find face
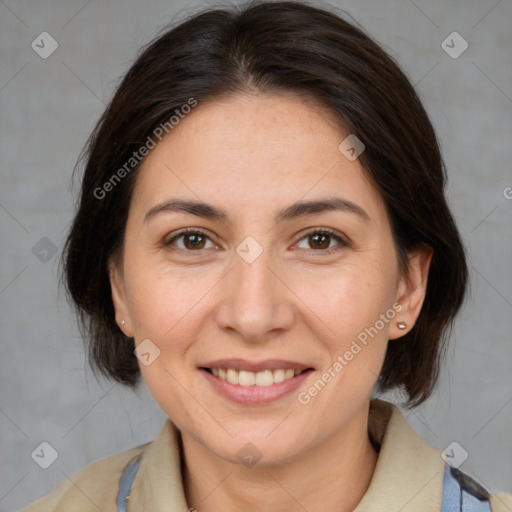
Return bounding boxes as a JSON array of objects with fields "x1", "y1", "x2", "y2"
[{"x1": 109, "y1": 93, "x2": 430, "y2": 467}]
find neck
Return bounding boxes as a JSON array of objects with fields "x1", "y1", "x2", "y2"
[{"x1": 181, "y1": 404, "x2": 379, "y2": 512}]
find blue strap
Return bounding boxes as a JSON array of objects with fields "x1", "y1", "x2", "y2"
[
  {"x1": 441, "y1": 462, "x2": 491, "y2": 512},
  {"x1": 116, "y1": 455, "x2": 141, "y2": 512}
]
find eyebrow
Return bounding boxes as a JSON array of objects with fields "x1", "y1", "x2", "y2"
[{"x1": 143, "y1": 197, "x2": 371, "y2": 224}]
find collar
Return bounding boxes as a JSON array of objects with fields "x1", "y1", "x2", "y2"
[
  {"x1": 128, "y1": 399, "x2": 445, "y2": 511},
  {"x1": 354, "y1": 399, "x2": 444, "y2": 511}
]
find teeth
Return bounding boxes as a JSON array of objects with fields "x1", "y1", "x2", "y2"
[
  {"x1": 238, "y1": 370, "x2": 255, "y2": 386},
  {"x1": 273, "y1": 369, "x2": 285, "y2": 383},
  {"x1": 209, "y1": 367, "x2": 304, "y2": 386},
  {"x1": 226, "y1": 368, "x2": 239, "y2": 385},
  {"x1": 255, "y1": 370, "x2": 274, "y2": 387}
]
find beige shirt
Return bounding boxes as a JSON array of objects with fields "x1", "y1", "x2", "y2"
[{"x1": 23, "y1": 399, "x2": 512, "y2": 511}]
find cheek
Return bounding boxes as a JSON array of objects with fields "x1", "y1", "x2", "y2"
[
  {"x1": 293, "y1": 265, "x2": 393, "y2": 337},
  {"x1": 125, "y1": 264, "x2": 208, "y2": 419},
  {"x1": 123, "y1": 258, "x2": 206, "y2": 346}
]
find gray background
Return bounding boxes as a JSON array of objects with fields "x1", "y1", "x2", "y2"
[{"x1": 1, "y1": 0, "x2": 511, "y2": 510}]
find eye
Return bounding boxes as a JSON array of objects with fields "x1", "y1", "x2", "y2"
[
  {"x1": 163, "y1": 227, "x2": 349, "y2": 254},
  {"x1": 295, "y1": 228, "x2": 348, "y2": 254},
  {"x1": 163, "y1": 228, "x2": 217, "y2": 251}
]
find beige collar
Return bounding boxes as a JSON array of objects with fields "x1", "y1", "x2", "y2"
[
  {"x1": 354, "y1": 399, "x2": 444, "y2": 511},
  {"x1": 128, "y1": 399, "x2": 445, "y2": 511}
]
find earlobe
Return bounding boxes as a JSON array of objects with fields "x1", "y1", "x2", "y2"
[
  {"x1": 389, "y1": 245, "x2": 433, "y2": 340},
  {"x1": 107, "y1": 258, "x2": 133, "y2": 337}
]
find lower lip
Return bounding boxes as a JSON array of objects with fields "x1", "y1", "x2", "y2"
[{"x1": 200, "y1": 368, "x2": 313, "y2": 404}]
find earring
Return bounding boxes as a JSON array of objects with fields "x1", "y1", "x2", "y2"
[
  {"x1": 397, "y1": 321, "x2": 407, "y2": 330},
  {"x1": 121, "y1": 320, "x2": 125, "y2": 326}
]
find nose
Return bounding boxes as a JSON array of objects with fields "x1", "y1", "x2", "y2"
[{"x1": 213, "y1": 243, "x2": 295, "y2": 344}]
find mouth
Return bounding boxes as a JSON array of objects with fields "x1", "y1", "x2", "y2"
[
  {"x1": 202, "y1": 367, "x2": 311, "y2": 386},
  {"x1": 199, "y1": 359, "x2": 314, "y2": 404}
]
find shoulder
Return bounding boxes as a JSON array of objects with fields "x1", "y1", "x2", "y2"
[
  {"x1": 370, "y1": 400, "x2": 512, "y2": 512},
  {"x1": 490, "y1": 493, "x2": 512, "y2": 512},
  {"x1": 22, "y1": 441, "x2": 151, "y2": 512},
  {"x1": 444, "y1": 465, "x2": 512, "y2": 512}
]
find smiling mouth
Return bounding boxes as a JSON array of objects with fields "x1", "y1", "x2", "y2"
[{"x1": 202, "y1": 367, "x2": 313, "y2": 387}]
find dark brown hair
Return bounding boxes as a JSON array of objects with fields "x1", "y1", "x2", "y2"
[{"x1": 61, "y1": 0, "x2": 468, "y2": 407}]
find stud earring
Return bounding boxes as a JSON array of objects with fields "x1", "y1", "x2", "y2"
[
  {"x1": 121, "y1": 320, "x2": 125, "y2": 326},
  {"x1": 397, "y1": 321, "x2": 407, "y2": 330}
]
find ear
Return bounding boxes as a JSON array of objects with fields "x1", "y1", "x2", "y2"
[
  {"x1": 389, "y1": 244, "x2": 433, "y2": 340},
  {"x1": 107, "y1": 255, "x2": 134, "y2": 337}
]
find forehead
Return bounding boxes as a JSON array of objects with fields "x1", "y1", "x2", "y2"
[{"x1": 130, "y1": 93, "x2": 385, "y2": 222}]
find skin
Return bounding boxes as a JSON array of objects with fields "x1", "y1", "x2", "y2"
[{"x1": 109, "y1": 92, "x2": 432, "y2": 512}]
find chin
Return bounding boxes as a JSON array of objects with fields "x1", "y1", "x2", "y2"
[{"x1": 204, "y1": 427, "x2": 309, "y2": 468}]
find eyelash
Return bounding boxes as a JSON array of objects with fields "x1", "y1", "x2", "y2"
[{"x1": 163, "y1": 227, "x2": 349, "y2": 255}]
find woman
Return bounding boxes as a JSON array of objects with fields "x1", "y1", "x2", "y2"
[{"x1": 23, "y1": 1, "x2": 511, "y2": 511}]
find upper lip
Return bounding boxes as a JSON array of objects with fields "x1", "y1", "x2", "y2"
[{"x1": 199, "y1": 359, "x2": 313, "y2": 372}]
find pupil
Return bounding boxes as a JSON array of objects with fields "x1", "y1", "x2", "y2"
[
  {"x1": 186, "y1": 234, "x2": 204, "y2": 249},
  {"x1": 311, "y1": 234, "x2": 328, "y2": 249}
]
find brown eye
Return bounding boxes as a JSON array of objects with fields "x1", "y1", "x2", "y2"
[
  {"x1": 182, "y1": 232, "x2": 206, "y2": 250},
  {"x1": 296, "y1": 229, "x2": 348, "y2": 253},
  {"x1": 308, "y1": 233, "x2": 330, "y2": 249},
  {"x1": 164, "y1": 229, "x2": 215, "y2": 251}
]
